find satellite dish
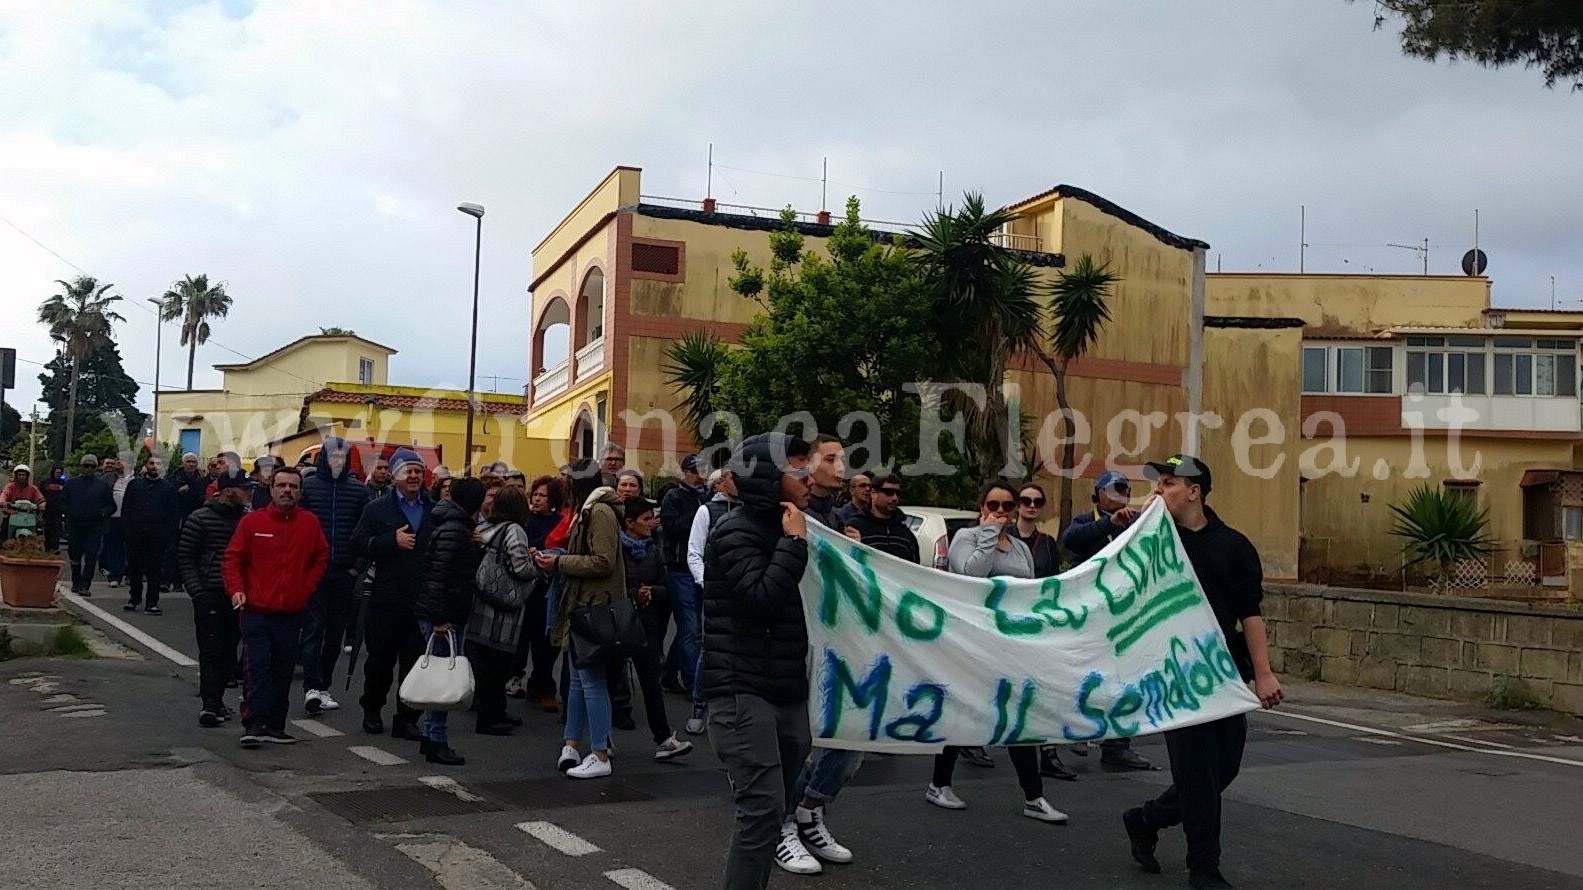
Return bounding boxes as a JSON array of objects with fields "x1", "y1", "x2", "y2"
[{"x1": 1461, "y1": 248, "x2": 1488, "y2": 276}]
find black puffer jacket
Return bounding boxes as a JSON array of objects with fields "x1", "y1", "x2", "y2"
[
  {"x1": 301, "y1": 437, "x2": 371, "y2": 573},
  {"x1": 177, "y1": 496, "x2": 246, "y2": 597},
  {"x1": 415, "y1": 500, "x2": 482, "y2": 626},
  {"x1": 699, "y1": 432, "x2": 811, "y2": 706},
  {"x1": 352, "y1": 490, "x2": 434, "y2": 611}
]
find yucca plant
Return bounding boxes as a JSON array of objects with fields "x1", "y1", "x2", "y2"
[
  {"x1": 1389, "y1": 485, "x2": 1493, "y2": 591},
  {"x1": 661, "y1": 331, "x2": 733, "y2": 445}
]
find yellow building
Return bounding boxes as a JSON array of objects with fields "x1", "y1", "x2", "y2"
[
  {"x1": 1205, "y1": 273, "x2": 1583, "y2": 597},
  {"x1": 156, "y1": 333, "x2": 556, "y2": 472}
]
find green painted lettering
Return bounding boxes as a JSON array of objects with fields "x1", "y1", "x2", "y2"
[
  {"x1": 816, "y1": 542, "x2": 883, "y2": 633},
  {"x1": 895, "y1": 590, "x2": 947, "y2": 641},
  {"x1": 984, "y1": 579, "x2": 1043, "y2": 637}
]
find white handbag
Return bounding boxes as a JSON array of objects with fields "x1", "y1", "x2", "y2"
[{"x1": 399, "y1": 630, "x2": 475, "y2": 711}]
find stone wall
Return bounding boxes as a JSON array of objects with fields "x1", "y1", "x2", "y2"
[{"x1": 1264, "y1": 583, "x2": 1583, "y2": 716}]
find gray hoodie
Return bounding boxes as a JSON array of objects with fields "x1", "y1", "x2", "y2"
[{"x1": 947, "y1": 523, "x2": 1035, "y2": 579}]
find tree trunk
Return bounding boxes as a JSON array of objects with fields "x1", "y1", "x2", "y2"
[
  {"x1": 186, "y1": 332, "x2": 197, "y2": 390},
  {"x1": 1033, "y1": 351, "x2": 1078, "y2": 532},
  {"x1": 62, "y1": 353, "x2": 79, "y2": 464}
]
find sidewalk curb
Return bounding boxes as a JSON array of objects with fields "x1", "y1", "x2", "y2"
[{"x1": 55, "y1": 583, "x2": 197, "y2": 667}]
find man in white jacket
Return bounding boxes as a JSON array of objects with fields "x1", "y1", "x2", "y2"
[{"x1": 683, "y1": 468, "x2": 738, "y2": 735}]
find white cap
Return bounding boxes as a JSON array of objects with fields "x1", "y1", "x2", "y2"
[
  {"x1": 707, "y1": 468, "x2": 725, "y2": 486},
  {"x1": 13, "y1": 464, "x2": 30, "y2": 475}
]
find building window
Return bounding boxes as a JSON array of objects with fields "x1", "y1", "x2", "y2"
[
  {"x1": 1407, "y1": 336, "x2": 1486, "y2": 395},
  {"x1": 359, "y1": 357, "x2": 375, "y2": 384},
  {"x1": 1493, "y1": 343, "x2": 1576, "y2": 397},
  {"x1": 631, "y1": 242, "x2": 681, "y2": 276},
  {"x1": 1302, "y1": 347, "x2": 1327, "y2": 393},
  {"x1": 1566, "y1": 506, "x2": 1583, "y2": 542},
  {"x1": 1333, "y1": 346, "x2": 1393, "y2": 394},
  {"x1": 1443, "y1": 481, "x2": 1478, "y2": 507}
]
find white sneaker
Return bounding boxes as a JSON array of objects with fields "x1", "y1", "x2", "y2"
[
  {"x1": 774, "y1": 821, "x2": 823, "y2": 875},
  {"x1": 504, "y1": 676, "x2": 525, "y2": 699},
  {"x1": 654, "y1": 733, "x2": 694, "y2": 761},
  {"x1": 314, "y1": 690, "x2": 340, "y2": 711},
  {"x1": 557, "y1": 745, "x2": 580, "y2": 772},
  {"x1": 1022, "y1": 797, "x2": 1069, "y2": 824},
  {"x1": 795, "y1": 806, "x2": 853, "y2": 864},
  {"x1": 303, "y1": 690, "x2": 323, "y2": 714},
  {"x1": 926, "y1": 784, "x2": 967, "y2": 810},
  {"x1": 566, "y1": 753, "x2": 612, "y2": 779}
]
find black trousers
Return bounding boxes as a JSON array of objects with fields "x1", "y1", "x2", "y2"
[
  {"x1": 632, "y1": 603, "x2": 674, "y2": 744},
  {"x1": 300, "y1": 571, "x2": 356, "y2": 692},
  {"x1": 1139, "y1": 714, "x2": 1248, "y2": 872},
  {"x1": 125, "y1": 525, "x2": 167, "y2": 607},
  {"x1": 468, "y1": 641, "x2": 515, "y2": 726},
  {"x1": 510, "y1": 585, "x2": 560, "y2": 696},
  {"x1": 933, "y1": 746, "x2": 1043, "y2": 801},
  {"x1": 192, "y1": 592, "x2": 239, "y2": 712},
  {"x1": 359, "y1": 606, "x2": 422, "y2": 726}
]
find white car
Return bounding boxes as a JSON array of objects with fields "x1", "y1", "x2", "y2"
[{"x1": 902, "y1": 506, "x2": 979, "y2": 570}]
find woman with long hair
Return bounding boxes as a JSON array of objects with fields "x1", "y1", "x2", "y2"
[
  {"x1": 1007, "y1": 481, "x2": 1077, "y2": 781},
  {"x1": 506, "y1": 475, "x2": 566, "y2": 712},
  {"x1": 925, "y1": 479, "x2": 1068, "y2": 824},
  {"x1": 616, "y1": 497, "x2": 695, "y2": 762},
  {"x1": 467, "y1": 485, "x2": 535, "y2": 735}
]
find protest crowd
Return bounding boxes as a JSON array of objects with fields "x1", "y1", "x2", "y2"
[{"x1": 6, "y1": 428, "x2": 1283, "y2": 890}]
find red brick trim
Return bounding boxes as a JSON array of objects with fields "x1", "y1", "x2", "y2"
[
  {"x1": 529, "y1": 211, "x2": 617, "y2": 293},
  {"x1": 1008, "y1": 352, "x2": 1183, "y2": 387}
]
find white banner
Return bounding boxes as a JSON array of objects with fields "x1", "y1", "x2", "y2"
[{"x1": 801, "y1": 499, "x2": 1260, "y2": 751}]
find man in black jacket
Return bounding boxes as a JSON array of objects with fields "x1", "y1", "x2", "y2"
[
  {"x1": 121, "y1": 456, "x2": 180, "y2": 614},
  {"x1": 842, "y1": 472, "x2": 920, "y2": 563},
  {"x1": 701, "y1": 432, "x2": 814, "y2": 890},
  {"x1": 412, "y1": 476, "x2": 486, "y2": 766},
  {"x1": 659, "y1": 453, "x2": 710, "y2": 693},
  {"x1": 352, "y1": 447, "x2": 432, "y2": 740},
  {"x1": 62, "y1": 454, "x2": 115, "y2": 594},
  {"x1": 164, "y1": 452, "x2": 208, "y2": 591},
  {"x1": 178, "y1": 471, "x2": 250, "y2": 727},
  {"x1": 298, "y1": 437, "x2": 372, "y2": 715}
]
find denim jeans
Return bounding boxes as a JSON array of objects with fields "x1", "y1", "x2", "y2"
[
  {"x1": 790, "y1": 747, "x2": 865, "y2": 811},
  {"x1": 416, "y1": 620, "x2": 464, "y2": 744},
  {"x1": 565, "y1": 660, "x2": 611, "y2": 751},
  {"x1": 663, "y1": 570, "x2": 701, "y2": 688}
]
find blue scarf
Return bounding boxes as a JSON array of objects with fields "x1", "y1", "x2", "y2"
[{"x1": 618, "y1": 529, "x2": 651, "y2": 561}]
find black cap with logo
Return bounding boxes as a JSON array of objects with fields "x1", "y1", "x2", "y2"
[{"x1": 1143, "y1": 453, "x2": 1212, "y2": 495}]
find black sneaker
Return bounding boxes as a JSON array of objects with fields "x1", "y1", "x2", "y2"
[
  {"x1": 1123, "y1": 808, "x2": 1161, "y2": 874},
  {"x1": 391, "y1": 720, "x2": 422, "y2": 741},
  {"x1": 426, "y1": 744, "x2": 465, "y2": 766},
  {"x1": 144, "y1": 606, "x2": 163, "y2": 616},
  {"x1": 122, "y1": 602, "x2": 138, "y2": 612},
  {"x1": 1102, "y1": 749, "x2": 1159, "y2": 772},
  {"x1": 239, "y1": 730, "x2": 263, "y2": 749},
  {"x1": 260, "y1": 729, "x2": 297, "y2": 745},
  {"x1": 1189, "y1": 868, "x2": 1234, "y2": 890},
  {"x1": 1039, "y1": 747, "x2": 1078, "y2": 781},
  {"x1": 958, "y1": 746, "x2": 995, "y2": 768},
  {"x1": 219, "y1": 706, "x2": 235, "y2": 722},
  {"x1": 362, "y1": 712, "x2": 385, "y2": 734},
  {"x1": 198, "y1": 710, "x2": 222, "y2": 728}
]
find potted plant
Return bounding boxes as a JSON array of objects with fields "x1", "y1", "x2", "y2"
[
  {"x1": 1390, "y1": 485, "x2": 1493, "y2": 594},
  {"x1": 0, "y1": 535, "x2": 63, "y2": 609}
]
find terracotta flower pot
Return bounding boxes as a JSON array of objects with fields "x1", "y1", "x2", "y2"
[{"x1": 0, "y1": 556, "x2": 62, "y2": 609}]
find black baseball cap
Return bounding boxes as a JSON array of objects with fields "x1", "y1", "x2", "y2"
[
  {"x1": 1143, "y1": 454, "x2": 1212, "y2": 494},
  {"x1": 680, "y1": 453, "x2": 700, "y2": 471}
]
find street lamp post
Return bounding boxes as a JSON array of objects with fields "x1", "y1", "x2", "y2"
[
  {"x1": 147, "y1": 297, "x2": 163, "y2": 447},
  {"x1": 457, "y1": 202, "x2": 485, "y2": 477}
]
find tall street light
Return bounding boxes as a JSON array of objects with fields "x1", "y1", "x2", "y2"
[
  {"x1": 457, "y1": 202, "x2": 485, "y2": 477},
  {"x1": 147, "y1": 297, "x2": 163, "y2": 446}
]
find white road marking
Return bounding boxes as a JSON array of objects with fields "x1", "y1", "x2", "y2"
[
  {"x1": 1354, "y1": 737, "x2": 1403, "y2": 746},
  {"x1": 380, "y1": 833, "x2": 536, "y2": 890},
  {"x1": 1403, "y1": 718, "x2": 1483, "y2": 733},
  {"x1": 41, "y1": 694, "x2": 79, "y2": 704},
  {"x1": 349, "y1": 745, "x2": 409, "y2": 766},
  {"x1": 515, "y1": 821, "x2": 602, "y2": 856},
  {"x1": 1441, "y1": 734, "x2": 1517, "y2": 750},
  {"x1": 8, "y1": 674, "x2": 55, "y2": 685},
  {"x1": 1554, "y1": 734, "x2": 1583, "y2": 745},
  {"x1": 1257, "y1": 728, "x2": 1309, "y2": 736},
  {"x1": 291, "y1": 719, "x2": 344, "y2": 738},
  {"x1": 57, "y1": 589, "x2": 197, "y2": 667},
  {"x1": 420, "y1": 775, "x2": 485, "y2": 802},
  {"x1": 604, "y1": 868, "x2": 678, "y2": 890},
  {"x1": 59, "y1": 709, "x2": 107, "y2": 718},
  {"x1": 1267, "y1": 709, "x2": 1583, "y2": 768},
  {"x1": 46, "y1": 703, "x2": 103, "y2": 713}
]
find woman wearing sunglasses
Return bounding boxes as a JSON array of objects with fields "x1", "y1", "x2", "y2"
[
  {"x1": 925, "y1": 480, "x2": 1068, "y2": 824},
  {"x1": 1007, "y1": 482, "x2": 1080, "y2": 782}
]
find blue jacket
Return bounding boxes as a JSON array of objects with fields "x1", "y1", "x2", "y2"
[
  {"x1": 1060, "y1": 506, "x2": 1122, "y2": 564},
  {"x1": 62, "y1": 472, "x2": 115, "y2": 523},
  {"x1": 301, "y1": 438, "x2": 371, "y2": 573}
]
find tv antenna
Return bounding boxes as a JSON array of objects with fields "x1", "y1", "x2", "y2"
[{"x1": 1387, "y1": 237, "x2": 1429, "y2": 275}]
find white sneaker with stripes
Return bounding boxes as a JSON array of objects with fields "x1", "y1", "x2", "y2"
[
  {"x1": 795, "y1": 806, "x2": 852, "y2": 864},
  {"x1": 774, "y1": 821, "x2": 822, "y2": 875}
]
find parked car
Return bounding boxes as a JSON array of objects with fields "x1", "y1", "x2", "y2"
[{"x1": 903, "y1": 506, "x2": 978, "y2": 570}]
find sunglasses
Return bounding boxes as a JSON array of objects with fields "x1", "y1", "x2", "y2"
[
  {"x1": 1019, "y1": 496, "x2": 1046, "y2": 508},
  {"x1": 984, "y1": 499, "x2": 1015, "y2": 512},
  {"x1": 875, "y1": 487, "x2": 902, "y2": 497}
]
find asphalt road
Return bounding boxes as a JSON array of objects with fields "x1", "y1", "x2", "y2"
[{"x1": 7, "y1": 577, "x2": 1583, "y2": 890}]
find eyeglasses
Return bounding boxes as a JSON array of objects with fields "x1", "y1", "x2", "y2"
[
  {"x1": 875, "y1": 487, "x2": 901, "y2": 497},
  {"x1": 1019, "y1": 496, "x2": 1045, "y2": 508},
  {"x1": 984, "y1": 499, "x2": 1015, "y2": 512}
]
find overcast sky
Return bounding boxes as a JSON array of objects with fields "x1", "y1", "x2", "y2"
[{"x1": 3, "y1": 1, "x2": 1581, "y2": 419}]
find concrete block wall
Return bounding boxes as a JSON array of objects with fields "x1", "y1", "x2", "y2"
[{"x1": 1264, "y1": 583, "x2": 1583, "y2": 716}]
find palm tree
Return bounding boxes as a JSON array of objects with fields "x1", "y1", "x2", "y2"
[
  {"x1": 1033, "y1": 254, "x2": 1120, "y2": 530},
  {"x1": 318, "y1": 326, "x2": 355, "y2": 336},
  {"x1": 1391, "y1": 485, "x2": 1494, "y2": 592},
  {"x1": 662, "y1": 331, "x2": 733, "y2": 446},
  {"x1": 159, "y1": 274, "x2": 233, "y2": 390},
  {"x1": 38, "y1": 277, "x2": 126, "y2": 462},
  {"x1": 913, "y1": 193, "x2": 1045, "y2": 479}
]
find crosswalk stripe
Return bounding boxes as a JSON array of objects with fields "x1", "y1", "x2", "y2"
[
  {"x1": 420, "y1": 775, "x2": 485, "y2": 802},
  {"x1": 57, "y1": 589, "x2": 198, "y2": 667},
  {"x1": 515, "y1": 821, "x2": 602, "y2": 856},
  {"x1": 291, "y1": 719, "x2": 344, "y2": 738},
  {"x1": 604, "y1": 868, "x2": 677, "y2": 890},
  {"x1": 46, "y1": 703, "x2": 104, "y2": 713},
  {"x1": 349, "y1": 745, "x2": 409, "y2": 766},
  {"x1": 60, "y1": 709, "x2": 107, "y2": 718},
  {"x1": 381, "y1": 833, "x2": 536, "y2": 889}
]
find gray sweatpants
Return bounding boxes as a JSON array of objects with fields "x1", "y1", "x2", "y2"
[{"x1": 707, "y1": 693, "x2": 812, "y2": 890}]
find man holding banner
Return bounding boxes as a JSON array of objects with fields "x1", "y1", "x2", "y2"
[{"x1": 1124, "y1": 455, "x2": 1282, "y2": 890}]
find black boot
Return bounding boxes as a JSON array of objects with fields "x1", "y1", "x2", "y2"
[
  {"x1": 391, "y1": 718, "x2": 422, "y2": 741},
  {"x1": 1039, "y1": 746, "x2": 1078, "y2": 781},
  {"x1": 362, "y1": 711, "x2": 384, "y2": 734},
  {"x1": 1189, "y1": 868, "x2": 1234, "y2": 889},
  {"x1": 426, "y1": 743, "x2": 465, "y2": 766},
  {"x1": 1123, "y1": 808, "x2": 1161, "y2": 874}
]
